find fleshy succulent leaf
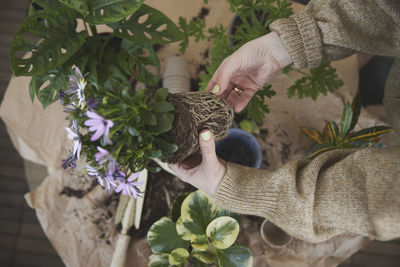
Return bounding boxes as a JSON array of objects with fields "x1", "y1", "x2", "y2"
[
  {"x1": 216, "y1": 246, "x2": 253, "y2": 267},
  {"x1": 206, "y1": 216, "x2": 239, "y2": 249}
]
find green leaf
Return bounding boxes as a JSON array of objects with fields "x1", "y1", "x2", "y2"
[
  {"x1": 110, "y1": 4, "x2": 184, "y2": 44},
  {"x1": 192, "y1": 248, "x2": 217, "y2": 264},
  {"x1": 239, "y1": 119, "x2": 252, "y2": 133},
  {"x1": 10, "y1": 8, "x2": 85, "y2": 76},
  {"x1": 286, "y1": 63, "x2": 344, "y2": 100},
  {"x1": 206, "y1": 216, "x2": 239, "y2": 249},
  {"x1": 155, "y1": 138, "x2": 178, "y2": 154},
  {"x1": 242, "y1": 85, "x2": 275, "y2": 123},
  {"x1": 143, "y1": 110, "x2": 157, "y2": 125},
  {"x1": 349, "y1": 91, "x2": 361, "y2": 132},
  {"x1": 147, "y1": 217, "x2": 189, "y2": 253},
  {"x1": 176, "y1": 217, "x2": 191, "y2": 241},
  {"x1": 191, "y1": 234, "x2": 209, "y2": 251},
  {"x1": 347, "y1": 126, "x2": 392, "y2": 142},
  {"x1": 216, "y1": 246, "x2": 253, "y2": 267},
  {"x1": 149, "y1": 149, "x2": 162, "y2": 158},
  {"x1": 118, "y1": 40, "x2": 160, "y2": 86},
  {"x1": 147, "y1": 113, "x2": 173, "y2": 134},
  {"x1": 154, "y1": 87, "x2": 169, "y2": 102},
  {"x1": 85, "y1": 0, "x2": 145, "y2": 24},
  {"x1": 59, "y1": 0, "x2": 89, "y2": 14},
  {"x1": 168, "y1": 248, "x2": 189, "y2": 266},
  {"x1": 29, "y1": 0, "x2": 66, "y2": 16},
  {"x1": 149, "y1": 101, "x2": 175, "y2": 112},
  {"x1": 180, "y1": 190, "x2": 218, "y2": 235},
  {"x1": 321, "y1": 120, "x2": 339, "y2": 144},
  {"x1": 300, "y1": 126, "x2": 322, "y2": 144},
  {"x1": 340, "y1": 102, "x2": 353, "y2": 137},
  {"x1": 307, "y1": 143, "x2": 336, "y2": 159},
  {"x1": 170, "y1": 193, "x2": 190, "y2": 222},
  {"x1": 149, "y1": 253, "x2": 171, "y2": 267}
]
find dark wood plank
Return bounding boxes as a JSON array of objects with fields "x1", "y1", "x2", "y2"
[
  {"x1": 0, "y1": 206, "x2": 23, "y2": 221},
  {"x1": 0, "y1": 165, "x2": 27, "y2": 180},
  {"x1": 16, "y1": 236, "x2": 59, "y2": 255},
  {"x1": 22, "y1": 208, "x2": 39, "y2": 224},
  {"x1": 351, "y1": 251, "x2": 400, "y2": 267},
  {"x1": 0, "y1": 220, "x2": 20, "y2": 235},
  {"x1": 362, "y1": 240, "x2": 400, "y2": 257},
  {"x1": 20, "y1": 222, "x2": 48, "y2": 239},
  {"x1": 0, "y1": 151, "x2": 24, "y2": 166},
  {"x1": 0, "y1": 191, "x2": 24, "y2": 207},
  {"x1": 14, "y1": 251, "x2": 64, "y2": 267},
  {"x1": 0, "y1": 10, "x2": 27, "y2": 23},
  {"x1": 0, "y1": 0, "x2": 30, "y2": 10},
  {"x1": 0, "y1": 248, "x2": 14, "y2": 265},
  {"x1": 0, "y1": 233, "x2": 19, "y2": 249}
]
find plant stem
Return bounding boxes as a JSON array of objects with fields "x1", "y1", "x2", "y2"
[
  {"x1": 294, "y1": 69, "x2": 310, "y2": 77},
  {"x1": 90, "y1": 24, "x2": 98, "y2": 36}
]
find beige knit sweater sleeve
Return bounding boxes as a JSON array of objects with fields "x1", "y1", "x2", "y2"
[
  {"x1": 216, "y1": 146, "x2": 400, "y2": 243},
  {"x1": 269, "y1": 0, "x2": 400, "y2": 69},
  {"x1": 215, "y1": 0, "x2": 400, "y2": 243}
]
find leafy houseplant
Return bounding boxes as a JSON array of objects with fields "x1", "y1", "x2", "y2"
[
  {"x1": 301, "y1": 92, "x2": 392, "y2": 159},
  {"x1": 9, "y1": 0, "x2": 233, "y2": 197},
  {"x1": 147, "y1": 191, "x2": 253, "y2": 267},
  {"x1": 192, "y1": 0, "x2": 344, "y2": 133}
]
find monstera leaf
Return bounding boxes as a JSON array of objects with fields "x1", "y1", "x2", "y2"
[
  {"x1": 60, "y1": 0, "x2": 145, "y2": 24},
  {"x1": 10, "y1": 8, "x2": 85, "y2": 76},
  {"x1": 109, "y1": 4, "x2": 183, "y2": 44}
]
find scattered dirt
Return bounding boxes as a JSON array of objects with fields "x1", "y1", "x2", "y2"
[
  {"x1": 129, "y1": 169, "x2": 195, "y2": 239},
  {"x1": 59, "y1": 169, "x2": 98, "y2": 198},
  {"x1": 193, "y1": 7, "x2": 210, "y2": 20}
]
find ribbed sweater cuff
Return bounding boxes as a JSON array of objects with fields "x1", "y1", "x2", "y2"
[
  {"x1": 270, "y1": 9, "x2": 322, "y2": 69},
  {"x1": 215, "y1": 162, "x2": 278, "y2": 219}
]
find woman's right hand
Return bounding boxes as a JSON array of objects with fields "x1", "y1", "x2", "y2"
[{"x1": 206, "y1": 31, "x2": 292, "y2": 112}]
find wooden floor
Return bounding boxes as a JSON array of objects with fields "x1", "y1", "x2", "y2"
[{"x1": 0, "y1": 1, "x2": 399, "y2": 267}]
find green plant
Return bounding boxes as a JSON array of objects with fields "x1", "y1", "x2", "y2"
[
  {"x1": 147, "y1": 191, "x2": 253, "y2": 267},
  {"x1": 198, "y1": 0, "x2": 344, "y2": 134},
  {"x1": 301, "y1": 92, "x2": 392, "y2": 159},
  {"x1": 10, "y1": 0, "x2": 184, "y2": 109}
]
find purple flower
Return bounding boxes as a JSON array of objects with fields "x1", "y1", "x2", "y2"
[
  {"x1": 65, "y1": 121, "x2": 82, "y2": 160},
  {"x1": 85, "y1": 165, "x2": 109, "y2": 189},
  {"x1": 95, "y1": 146, "x2": 110, "y2": 165},
  {"x1": 102, "y1": 161, "x2": 124, "y2": 191},
  {"x1": 86, "y1": 98, "x2": 99, "y2": 109},
  {"x1": 65, "y1": 66, "x2": 87, "y2": 109},
  {"x1": 62, "y1": 150, "x2": 77, "y2": 169},
  {"x1": 84, "y1": 110, "x2": 114, "y2": 143},
  {"x1": 115, "y1": 172, "x2": 142, "y2": 198}
]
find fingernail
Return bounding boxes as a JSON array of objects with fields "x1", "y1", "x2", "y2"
[
  {"x1": 211, "y1": 84, "x2": 220, "y2": 95},
  {"x1": 201, "y1": 131, "x2": 211, "y2": 141}
]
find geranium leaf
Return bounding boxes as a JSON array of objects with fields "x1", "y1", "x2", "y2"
[
  {"x1": 10, "y1": 8, "x2": 85, "y2": 77},
  {"x1": 180, "y1": 190, "x2": 218, "y2": 235},
  {"x1": 110, "y1": 4, "x2": 184, "y2": 44},
  {"x1": 206, "y1": 216, "x2": 239, "y2": 249},
  {"x1": 216, "y1": 246, "x2": 253, "y2": 267},
  {"x1": 147, "y1": 217, "x2": 189, "y2": 253}
]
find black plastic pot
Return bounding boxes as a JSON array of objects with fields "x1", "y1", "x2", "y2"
[{"x1": 216, "y1": 128, "x2": 262, "y2": 168}]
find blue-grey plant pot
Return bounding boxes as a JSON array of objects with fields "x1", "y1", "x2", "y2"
[{"x1": 216, "y1": 128, "x2": 262, "y2": 168}]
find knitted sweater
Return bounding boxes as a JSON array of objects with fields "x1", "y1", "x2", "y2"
[{"x1": 215, "y1": 0, "x2": 400, "y2": 243}]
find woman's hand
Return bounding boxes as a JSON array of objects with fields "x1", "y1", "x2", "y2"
[
  {"x1": 206, "y1": 32, "x2": 292, "y2": 112},
  {"x1": 169, "y1": 130, "x2": 225, "y2": 197}
]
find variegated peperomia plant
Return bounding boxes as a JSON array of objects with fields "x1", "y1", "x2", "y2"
[
  {"x1": 147, "y1": 191, "x2": 253, "y2": 267},
  {"x1": 301, "y1": 92, "x2": 392, "y2": 159}
]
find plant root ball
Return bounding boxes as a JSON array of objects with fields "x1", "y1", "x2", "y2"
[{"x1": 166, "y1": 92, "x2": 233, "y2": 163}]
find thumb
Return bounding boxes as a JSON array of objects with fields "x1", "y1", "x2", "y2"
[{"x1": 199, "y1": 129, "x2": 218, "y2": 168}]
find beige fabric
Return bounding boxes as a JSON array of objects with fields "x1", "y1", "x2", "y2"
[{"x1": 215, "y1": 0, "x2": 400, "y2": 243}]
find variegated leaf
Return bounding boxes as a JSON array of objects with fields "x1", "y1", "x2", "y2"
[
  {"x1": 349, "y1": 91, "x2": 361, "y2": 132},
  {"x1": 176, "y1": 217, "x2": 191, "y2": 241},
  {"x1": 340, "y1": 102, "x2": 353, "y2": 137},
  {"x1": 191, "y1": 235, "x2": 209, "y2": 251},
  {"x1": 322, "y1": 120, "x2": 339, "y2": 144},
  {"x1": 168, "y1": 248, "x2": 189, "y2": 266},
  {"x1": 347, "y1": 126, "x2": 392, "y2": 142},
  {"x1": 216, "y1": 246, "x2": 253, "y2": 267},
  {"x1": 300, "y1": 126, "x2": 322, "y2": 144},
  {"x1": 192, "y1": 247, "x2": 217, "y2": 264},
  {"x1": 206, "y1": 216, "x2": 239, "y2": 249},
  {"x1": 307, "y1": 144, "x2": 336, "y2": 159}
]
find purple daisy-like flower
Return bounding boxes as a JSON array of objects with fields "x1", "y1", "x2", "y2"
[
  {"x1": 65, "y1": 66, "x2": 87, "y2": 109},
  {"x1": 62, "y1": 150, "x2": 77, "y2": 169},
  {"x1": 86, "y1": 98, "x2": 99, "y2": 109},
  {"x1": 84, "y1": 110, "x2": 114, "y2": 144},
  {"x1": 65, "y1": 121, "x2": 82, "y2": 160},
  {"x1": 115, "y1": 172, "x2": 142, "y2": 198},
  {"x1": 102, "y1": 161, "x2": 124, "y2": 191},
  {"x1": 95, "y1": 146, "x2": 111, "y2": 165}
]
